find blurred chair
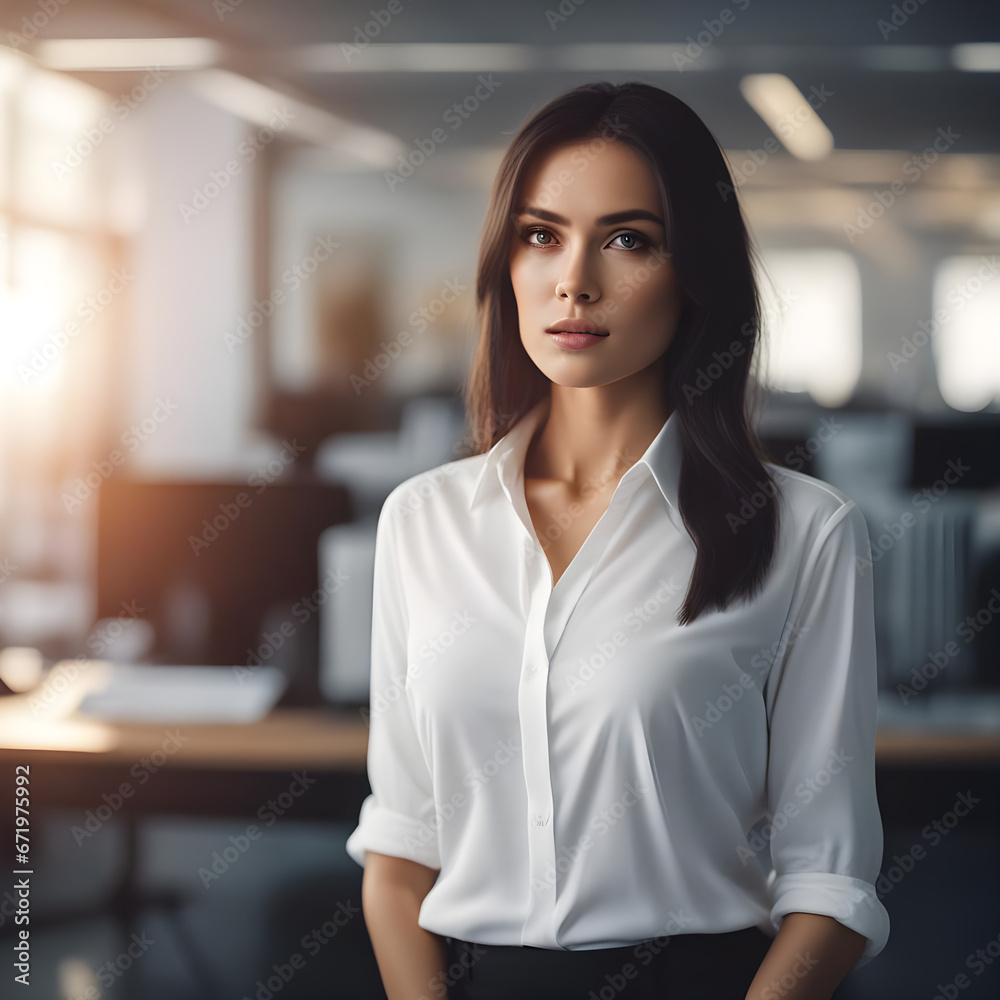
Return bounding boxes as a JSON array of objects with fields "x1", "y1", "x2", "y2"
[
  {"x1": 312, "y1": 393, "x2": 468, "y2": 706},
  {"x1": 96, "y1": 476, "x2": 353, "y2": 705},
  {"x1": 317, "y1": 520, "x2": 377, "y2": 706},
  {"x1": 313, "y1": 393, "x2": 467, "y2": 518},
  {"x1": 813, "y1": 412, "x2": 979, "y2": 693}
]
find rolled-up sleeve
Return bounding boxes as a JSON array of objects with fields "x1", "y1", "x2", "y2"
[
  {"x1": 345, "y1": 492, "x2": 441, "y2": 870},
  {"x1": 763, "y1": 500, "x2": 890, "y2": 967}
]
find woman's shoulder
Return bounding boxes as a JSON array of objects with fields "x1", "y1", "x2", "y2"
[
  {"x1": 379, "y1": 452, "x2": 490, "y2": 527},
  {"x1": 762, "y1": 460, "x2": 865, "y2": 545}
]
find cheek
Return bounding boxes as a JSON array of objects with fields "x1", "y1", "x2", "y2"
[
  {"x1": 508, "y1": 255, "x2": 530, "y2": 299},
  {"x1": 628, "y1": 268, "x2": 679, "y2": 318}
]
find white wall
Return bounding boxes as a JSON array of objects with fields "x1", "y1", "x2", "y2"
[{"x1": 116, "y1": 77, "x2": 267, "y2": 476}]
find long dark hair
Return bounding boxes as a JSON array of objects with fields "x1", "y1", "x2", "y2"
[{"x1": 461, "y1": 80, "x2": 779, "y2": 626}]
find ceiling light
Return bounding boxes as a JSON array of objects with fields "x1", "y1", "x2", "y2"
[
  {"x1": 34, "y1": 37, "x2": 220, "y2": 71},
  {"x1": 952, "y1": 43, "x2": 1000, "y2": 71},
  {"x1": 739, "y1": 73, "x2": 835, "y2": 160}
]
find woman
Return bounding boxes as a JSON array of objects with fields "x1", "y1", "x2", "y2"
[{"x1": 346, "y1": 81, "x2": 890, "y2": 1000}]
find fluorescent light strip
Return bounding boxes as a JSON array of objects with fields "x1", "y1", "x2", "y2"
[
  {"x1": 34, "y1": 37, "x2": 220, "y2": 71},
  {"x1": 285, "y1": 42, "x2": 717, "y2": 73},
  {"x1": 26, "y1": 40, "x2": 992, "y2": 75},
  {"x1": 739, "y1": 73, "x2": 834, "y2": 161},
  {"x1": 188, "y1": 69, "x2": 407, "y2": 168},
  {"x1": 952, "y1": 43, "x2": 1000, "y2": 71}
]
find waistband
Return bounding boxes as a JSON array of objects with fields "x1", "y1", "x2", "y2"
[{"x1": 445, "y1": 924, "x2": 771, "y2": 996}]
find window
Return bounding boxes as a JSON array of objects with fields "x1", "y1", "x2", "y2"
[
  {"x1": 932, "y1": 254, "x2": 1000, "y2": 411},
  {"x1": 755, "y1": 248, "x2": 863, "y2": 407},
  {"x1": 0, "y1": 46, "x2": 119, "y2": 586}
]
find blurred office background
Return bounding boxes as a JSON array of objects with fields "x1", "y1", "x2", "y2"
[{"x1": 0, "y1": 0, "x2": 999, "y2": 997}]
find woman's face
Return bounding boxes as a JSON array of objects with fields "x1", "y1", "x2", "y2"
[{"x1": 509, "y1": 138, "x2": 683, "y2": 390}]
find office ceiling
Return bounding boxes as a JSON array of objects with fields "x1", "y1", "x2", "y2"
[{"x1": 4, "y1": 0, "x2": 1000, "y2": 154}]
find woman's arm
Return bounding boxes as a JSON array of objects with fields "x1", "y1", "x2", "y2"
[
  {"x1": 362, "y1": 851, "x2": 448, "y2": 1000},
  {"x1": 745, "y1": 911, "x2": 867, "y2": 1000}
]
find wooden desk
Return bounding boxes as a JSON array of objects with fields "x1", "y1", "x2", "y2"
[
  {"x1": 0, "y1": 707, "x2": 372, "y2": 821},
  {"x1": 876, "y1": 729, "x2": 1000, "y2": 764},
  {"x1": 1, "y1": 707, "x2": 998, "y2": 823}
]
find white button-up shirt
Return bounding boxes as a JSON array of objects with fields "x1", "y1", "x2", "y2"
[{"x1": 346, "y1": 397, "x2": 891, "y2": 966}]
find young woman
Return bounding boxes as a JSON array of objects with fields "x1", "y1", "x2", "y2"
[{"x1": 346, "y1": 81, "x2": 890, "y2": 1000}]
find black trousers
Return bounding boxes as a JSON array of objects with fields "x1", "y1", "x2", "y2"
[{"x1": 444, "y1": 925, "x2": 773, "y2": 1000}]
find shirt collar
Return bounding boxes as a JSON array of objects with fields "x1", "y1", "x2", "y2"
[{"x1": 468, "y1": 396, "x2": 682, "y2": 513}]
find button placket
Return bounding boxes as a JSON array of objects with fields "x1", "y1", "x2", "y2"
[{"x1": 517, "y1": 534, "x2": 559, "y2": 946}]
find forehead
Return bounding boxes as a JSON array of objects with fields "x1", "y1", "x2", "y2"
[{"x1": 517, "y1": 139, "x2": 662, "y2": 214}]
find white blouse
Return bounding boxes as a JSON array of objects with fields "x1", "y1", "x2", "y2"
[{"x1": 345, "y1": 397, "x2": 891, "y2": 967}]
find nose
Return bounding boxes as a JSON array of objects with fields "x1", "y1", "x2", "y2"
[{"x1": 555, "y1": 247, "x2": 601, "y2": 303}]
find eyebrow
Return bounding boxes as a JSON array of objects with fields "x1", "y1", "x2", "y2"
[{"x1": 516, "y1": 205, "x2": 665, "y2": 228}]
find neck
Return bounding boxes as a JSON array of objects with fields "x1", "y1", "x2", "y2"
[{"x1": 525, "y1": 369, "x2": 672, "y2": 493}]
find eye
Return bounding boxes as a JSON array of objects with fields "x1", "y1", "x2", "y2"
[
  {"x1": 521, "y1": 226, "x2": 555, "y2": 247},
  {"x1": 517, "y1": 226, "x2": 651, "y2": 251},
  {"x1": 609, "y1": 231, "x2": 649, "y2": 251}
]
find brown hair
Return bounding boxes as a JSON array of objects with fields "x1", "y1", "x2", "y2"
[{"x1": 460, "y1": 80, "x2": 779, "y2": 626}]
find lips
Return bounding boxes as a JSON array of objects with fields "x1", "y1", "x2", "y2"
[{"x1": 545, "y1": 318, "x2": 609, "y2": 336}]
